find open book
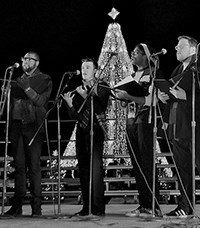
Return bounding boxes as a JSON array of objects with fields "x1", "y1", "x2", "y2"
[
  {"x1": 154, "y1": 79, "x2": 176, "y2": 99},
  {"x1": 113, "y1": 75, "x2": 145, "y2": 97}
]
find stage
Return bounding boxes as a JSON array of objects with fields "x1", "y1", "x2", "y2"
[{"x1": 1, "y1": 199, "x2": 200, "y2": 228}]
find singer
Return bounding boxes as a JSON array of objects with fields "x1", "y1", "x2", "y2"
[
  {"x1": 115, "y1": 43, "x2": 164, "y2": 217},
  {"x1": 159, "y1": 35, "x2": 200, "y2": 217},
  {"x1": 62, "y1": 58, "x2": 110, "y2": 216},
  {"x1": 4, "y1": 51, "x2": 53, "y2": 217}
]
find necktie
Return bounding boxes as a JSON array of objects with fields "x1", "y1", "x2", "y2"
[{"x1": 80, "y1": 108, "x2": 90, "y2": 129}]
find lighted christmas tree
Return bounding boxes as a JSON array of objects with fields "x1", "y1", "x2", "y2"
[
  {"x1": 62, "y1": 8, "x2": 133, "y2": 161},
  {"x1": 52, "y1": 8, "x2": 172, "y2": 185},
  {"x1": 96, "y1": 8, "x2": 133, "y2": 156}
]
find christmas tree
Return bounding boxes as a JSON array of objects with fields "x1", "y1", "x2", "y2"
[
  {"x1": 49, "y1": 8, "x2": 172, "y2": 194},
  {"x1": 96, "y1": 8, "x2": 133, "y2": 156},
  {"x1": 63, "y1": 8, "x2": 133, "y2": 161}
]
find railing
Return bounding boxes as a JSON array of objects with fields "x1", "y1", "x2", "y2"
[
  {"x1": 0, "y1": 154, "x2": 193, "y2": 203},
  {"x1": 0, "y1": 103, "x2": 198, "y2": 205}
]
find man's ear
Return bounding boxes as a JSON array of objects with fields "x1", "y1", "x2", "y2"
[
  {"x1": 36, "y1": 61, "x2": 40, "y2": 68},
  {"x1": 191, "y1": 46, "x2": 196, "y2": 55}
]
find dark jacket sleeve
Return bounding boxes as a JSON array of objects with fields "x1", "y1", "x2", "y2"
[
  {"x1": 93, "y1": 82, "x2": 110, "y2": 114},
  {"x1": 25, "y1": 74, "x2": 53, "y2": 108}
]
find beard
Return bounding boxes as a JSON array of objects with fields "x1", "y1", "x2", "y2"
[
  {"x1": 22, "y1": 64, "x2": 36, "y2": 73},
  {"x1": 23, "y1": 67, "x2": 32, "y2": 73}
]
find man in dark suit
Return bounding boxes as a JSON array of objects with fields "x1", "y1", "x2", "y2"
[
  {"x1": 63, "y1": 58, "x2": 110, "y2": 216},
  {"x1": 159, "y1": 35, "x2": 200, "y2": 217}
]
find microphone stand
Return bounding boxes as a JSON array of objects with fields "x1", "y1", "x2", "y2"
[
  {"x1": 148, "y1": 57, "x2": 160, "y2": 217},
  {"x1": 77, "y1": 85, "x2": 99, "y2": 219},
  {"x1": 191, "y1": 69, "x2": 196, "y2": 214},
  {"x1": 29, "y1": 71, "x2": 76, "y2": 146},
  {"x1": 1, "y1": 67, "x2": 16, "y2": 214},
  {"x1": 191, "y1": 47, "x2": 200, "y2": 215},
  {"x1": 76, "y1": 56, "x2": 112, "y2": 218},
  {"x1": 0, "y1": 68, "x2": 13, "y2": 118},
  {"x1": 28, "y1": 71, "x2": 76, "y2": 216},
  {"x1": 76, "y1": 83, "x2": 99, "y2": 218}
]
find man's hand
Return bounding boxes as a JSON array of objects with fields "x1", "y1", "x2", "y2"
[
  {"x1": 169, "y1": 86, "x2": 186, "y2": 100},
  {"x1": 157, "y1": 89, "x2": 169, "y2": 104},
  {"x1": 115, "y1": 89, "x2": 129, "y2": 100},
  {"x1": 76, "y1": 85, "x2": 88, "y2": 98},
  {"x1": 17, "y1": 75, "x2": 30, "y2": 90},
  {"x1": 62, "y1": 92, "x2": 75, "y2": 108}
]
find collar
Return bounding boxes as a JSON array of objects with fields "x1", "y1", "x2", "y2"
[
  {"x1": 137, "y1": 66, "x2": 149, "y2": 72},
  {"x1": 25, "y1": 68, "x2": 40, "y2": 77}
]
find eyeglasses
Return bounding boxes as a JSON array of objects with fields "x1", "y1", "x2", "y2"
[
  {"x1": 175, "y1": 44, "x2": 190, "y2": 51},
  {"x1": 21, "y1": 57, "x2": 38, "y2": 62}
]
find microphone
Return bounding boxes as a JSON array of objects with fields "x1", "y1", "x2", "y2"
[
  {"x1": 7, "y1": 62, "x2": 20, "y2": 69},
  {"x1": 150, "y1": 48, "x2": 167, "y2": 57},
  {"x1": 65, "y1": 70, "x2": 80, "y2": 75}
]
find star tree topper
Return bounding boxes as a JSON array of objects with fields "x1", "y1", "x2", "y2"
[{"x1": 108, "y1": 7, "x2": 120, "y2": 20}]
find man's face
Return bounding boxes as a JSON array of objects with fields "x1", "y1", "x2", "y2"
[
  {"x1": 175, "y1": 38, "x2": 195, "y2": 62},
  {"x1": 21, "y1": 53, "x2": 39, "y2": 73},
  {"x1": 81, "y1": 61, "x2": 96, "y2": 82}
]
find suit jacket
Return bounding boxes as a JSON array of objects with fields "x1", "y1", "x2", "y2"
[
  {"x1": 163, "y1": 55, "x2": 200, "y2": 139},
  {"x1": 10, "y1": 69, "x2": 52, "y2": 132},
  {"x1": 67, "y1": 81, "x2": 110, "y2": 132}
]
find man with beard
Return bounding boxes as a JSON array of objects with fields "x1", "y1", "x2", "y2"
[{"x1": 4, "y1": 51, "x2": 52, "y2": 217}]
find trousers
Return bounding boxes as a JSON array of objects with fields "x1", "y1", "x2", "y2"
[
  {"x1": 9, "y1": 120, "x2": 44, "y2": 211},
  {"x1": 76, "y1": 124, "x2": 105, "y2": 213},
  {"x1": 126, "y1": 119, "x2": 159, "y2": 209}
]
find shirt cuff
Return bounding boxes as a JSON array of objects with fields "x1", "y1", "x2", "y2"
[
  {"x1": 25, "y1": 87, "x2": 31, "y2": 92},
  {"x1": 144, "y1": 95, "x2": 151, "y2": 106}
]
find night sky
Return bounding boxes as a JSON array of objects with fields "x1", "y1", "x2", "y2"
[{"x1": 0, "y1": 0, "x2": 199, "y2": 98}]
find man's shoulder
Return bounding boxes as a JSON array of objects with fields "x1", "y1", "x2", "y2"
[
  {"x1": 35, "y1": 71, "x2": 52, "y2": 82},
  {"x1": 38, "y1": 71, "x2": 51, "y2": 78}
]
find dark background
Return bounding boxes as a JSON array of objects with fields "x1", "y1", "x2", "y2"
[
  {"x1": 0, "y1": 0, "x2": 199, "y2": 156},
  {"x1": 0, "y1": 0, "x2": 199, "y2": 99}
]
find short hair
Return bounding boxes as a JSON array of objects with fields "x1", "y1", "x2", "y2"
[
  {"x1": 81, "y1": 57, "x2": 98, "y2": 69},
  {"x1": 178, "y1": 35, "x2": 198, "y2": 48},
  {"x1": 26, "y1": 51, "x2": 40, "y2": 62}
]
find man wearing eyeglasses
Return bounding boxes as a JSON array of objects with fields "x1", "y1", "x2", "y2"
[
  {"x1": 21, "y1": 54, "x2": 40, "y2": 74},
  {"x1": 159, "y1": 35, "x2": 200, "y2": 217},
  {"x1": 4, "y1": 51, "x2": 53, "y2": 217}
]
